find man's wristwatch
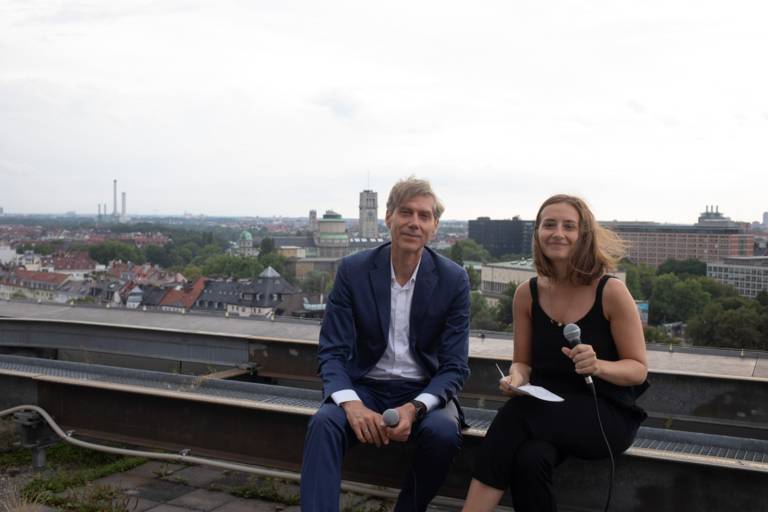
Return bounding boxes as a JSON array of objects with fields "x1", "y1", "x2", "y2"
[{"x1": 409, "y1": 400, "x2": 427, "y2": 421}]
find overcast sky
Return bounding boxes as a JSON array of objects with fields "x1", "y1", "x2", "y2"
[{"x1": 1, "y1": 1, "x2": 767, "y2": 223}]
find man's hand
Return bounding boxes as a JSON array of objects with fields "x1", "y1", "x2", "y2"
[
  {"x1": 341, "y1": 401, "x2": 389, "y2": 447},
  {"x1": 384, "y1": 403, "x2": 418, "y2": 443}
]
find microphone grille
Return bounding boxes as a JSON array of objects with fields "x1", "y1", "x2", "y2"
[
  {"x1": 563, "y1": 323, "x2": 581, "y2": 342},
  {"x1": 382, "y1": 408, "x2": 400, "y2": 427}
]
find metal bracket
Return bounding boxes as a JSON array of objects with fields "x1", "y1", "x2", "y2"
[{"x1": 13, "y1": 410, "x2": 59, "y2": 470}]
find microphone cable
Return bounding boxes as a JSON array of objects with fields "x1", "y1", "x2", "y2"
[
  {"x1": 586, "y1": 380, "x2": 614, "y2": 512},
  {"x1": 564, "y1": 323, "x2": 614, "y2": 512}
]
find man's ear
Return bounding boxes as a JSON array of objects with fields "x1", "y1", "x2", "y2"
[{"x1": 384, "y1": 210, "x2": 393, "y2": 229}]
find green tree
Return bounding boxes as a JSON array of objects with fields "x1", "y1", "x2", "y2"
[
  {"x1": 192, "y1": 244, "x2": 224, "y2": 266},
  {"x1": 202, "y1": 255, "x2": 263, "y2": 279},
  {"x1": 449, "y1": 243, "x2": 464, "y2": 266},
  {"x1": 182, "y1": 265, "x2": 203, "y2": 281},
  {"x1": 470, "y1": 292, "x2": 499, "y2": 331},
  {"x1": 637, "y1": 264, "x2": 656, "y2": 300},
  {"x1": 144, "y1": 245, "x2": 172, "y2": 268},
  {"x1": 756, "y1": 290, "x2": 768, "y2": 307},
  {"x1": 657, "y1": 259, "x2": 707, "y2": 278},
  {"x1": 89, "y1": 241, "x2": 145, "y2": 265},
  {"x1": 300, "y1": 271, "x2": 332, "y2": 295},
  {"x1": 466, "y1": 266, "x2": 481, "y2": 290},
  {"x1": 620, "y1": 261, "x2": 642, "y2": 300},
  {"x1": 495, "y1": 283, "x2": 517, "y2": 330},
  {"x1": 689, "y1": 276, "x2": 737, "y2": 300},
  {"x1": 260, "y1": 237, "x2": 275, "y2": 255},
  {"x1": 643, "y1": 325, "x2": 675, "y2": 344},
  {"x1": 687, "y1": 297, "x2": 766, "y2": 349},
  {"x1": 15, "y1": 243, "x2": 56, "y2": 255},
  {"x1": 648, "y1": 273, "x2": 711, "y2": 325},
  {"x1": 258, "y1": 252, "x2": 286, "y2": 275},
  {"x1": 456, "y1": 239, "x2": 491, "y2": 263}
]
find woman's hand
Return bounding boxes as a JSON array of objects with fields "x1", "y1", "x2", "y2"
[
  {"x1": 499, "y1": 371, "x2": 528, "y2": 397},
  {"x1": 561, "y1": 343, "x2": 600, "y2": 377}
]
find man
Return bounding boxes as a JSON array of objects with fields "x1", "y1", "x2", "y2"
[{"x1": 300, "y1": 177, "x2": 471, "y2": 511}]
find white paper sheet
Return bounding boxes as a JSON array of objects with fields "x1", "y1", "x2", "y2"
[{"x1": 506, "y1": 384, "x2": 564, "y2": 402}]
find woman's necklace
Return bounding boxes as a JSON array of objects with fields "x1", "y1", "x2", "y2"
[{"x1": 549, "y1": 316, "x2": 564, "y2": 328}]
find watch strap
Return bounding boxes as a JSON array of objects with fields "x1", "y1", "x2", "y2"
[{"x1": 409, "y1": 399, "x2": 427, "y2": 421}]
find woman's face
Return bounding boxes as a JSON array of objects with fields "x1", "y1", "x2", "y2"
[{"x1": 537, "y1": 202, "x2": 580, "y2": 262}]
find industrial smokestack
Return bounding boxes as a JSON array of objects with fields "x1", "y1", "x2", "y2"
[
  {"x1": 122, "y1": 192, "x2": 126, "y2": 217},
  {"x1": 98, "y1": 204, "x2": 101, "y2": 217},
  {"x1": 113, "y1": 179, "x2": 118, "y2": 216}
]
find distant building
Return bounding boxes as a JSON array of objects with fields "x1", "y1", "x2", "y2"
[
  {"x1": 277, "y1": 246, "x2": 307, "y2": 259},
  {"x1": 0, "y1": 245, "x2": 15, "y2": 265},
  {"x1": 358, "y1": 190, "x2": 378, "y2": 239},
  {"x1": 606, "y1": 207, "x2": 753, "y2": 268},
  {"x1": 194, "y1": 268, "x2": 300, "y2": 318},
  {"x1": 46, "y1": 252, "x2": 100, "y2": 280},
  {"x1": 763, "y1": 211, "x2": 768, "y2": 228},
  {"x1": 159, "y1": 277, "x2": 208, "y2": 312},
  {"x1": 0, "y1": 269, "x2": 71, "y2": 303},
  {"x1": 235, "y1": 230, "x2": 259, "y2": 257},
  {"x1": 272, "y1": 236, "x2": 318, "y2": 257},
  {"x1": 755, "y1": 236, "x2": 768, "y2": 257},
  {"x1": 16, "y1": 251, "x2": 44, "y2": 271},
  {"x1": 196, "y1": 280, "x2": 241, "y2": 311},
  {"x1": 314, "y1": 210, "x2": 349, "y2": 258},
  {"x1": 707, "y1": 256, "x2": 768, "y2": 298},
  {"x1": 468, "y1": 217, "x2": 534, "y2": 257},
  {"x1": 309, "y1": 210, "x2": 318, "y2": 232},
  {"x1": 286, "y1": 257, "x2": 342, "y2": 282}
]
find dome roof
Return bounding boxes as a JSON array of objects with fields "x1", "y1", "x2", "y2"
[{"x1": 239, "y1": 231, "x2": 253, "y2": 241}]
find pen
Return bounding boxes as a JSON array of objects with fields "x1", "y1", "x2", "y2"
[{"x1": 495, "y1": 363, "x2": 506, "y2": 378}]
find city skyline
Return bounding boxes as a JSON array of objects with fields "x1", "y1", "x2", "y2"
[
  {"x1": 0, "y1": 178, "x2": 764, "y2": 226},
  {"x1": 2, "y1": 2, "x2": 768, "y2": 223}
]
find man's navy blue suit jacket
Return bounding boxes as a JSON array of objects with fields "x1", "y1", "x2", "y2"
[{"x1": 317, "y1": 242, "x2": 471, "y2": 408}]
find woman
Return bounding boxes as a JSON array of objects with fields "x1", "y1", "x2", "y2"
[{"x1": 462, "y1": 195, "x2": 648, "y2": 512}]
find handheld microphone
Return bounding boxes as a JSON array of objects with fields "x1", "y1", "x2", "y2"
[
  {"x1": 563, "y1": 323, "x2": 593, "y2": 386},
  {"x1": 382, "y1": 408, "x2": 400, "y2": 427}
]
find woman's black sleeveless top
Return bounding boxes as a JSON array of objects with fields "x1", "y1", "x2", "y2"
[{"x1": 529, "y1": 275, "x2": 647, "y2": 416}]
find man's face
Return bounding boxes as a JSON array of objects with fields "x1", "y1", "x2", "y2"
[{"x1": 385, "y1": 194, "x2": 439, "y2": 256}]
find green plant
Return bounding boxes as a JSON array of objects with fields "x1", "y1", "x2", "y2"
[
  {"x1": 229, "y1": 476, "x2": 300, "y2": 505},
  {"x1": 23, "y1": 456, "x2": 144, "y2": 497},
  {"x1": 37, "y1": 483, "x2": 134, "y2": 512}
]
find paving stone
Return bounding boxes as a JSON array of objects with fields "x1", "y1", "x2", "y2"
[
  {"x1": 90, "y1": 472, "x2": 152, "y2": 490},
  {"x1": 134, "y1": 478, "x2": 195, "y2": 502},
  {"x1": 124, "y1": 495, "x2": 161, "y2": 512},
  {"x1": 127, "y1": 461, "x2": 186, "y2": 479},
  {"x1": 168, "y1": 488, "x2": 236, "y2": 511},
  {"x1": 207, "y1": 471, "x2": 251, "y2": 492},
  {"x1": 166, "y1": 466, "x2": 228, "y2": 487},
  {"x1": 210, "y1": 498, "x2": 279, "y2": 511},
  {"x1": 144, "y1": 505, "x2": 192, "y2": 512}
]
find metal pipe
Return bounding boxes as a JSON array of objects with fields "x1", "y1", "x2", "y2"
[{"x1": 0, "y1": 404, "x2": 401, "y2": 501}]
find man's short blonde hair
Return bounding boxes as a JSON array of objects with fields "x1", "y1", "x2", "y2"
[{"x1": 386, "y1": 176, "x2": 445, "y2": 220}]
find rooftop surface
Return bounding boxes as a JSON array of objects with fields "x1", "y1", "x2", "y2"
[{"x1": 1, "y1": 301, "x2": 766, "y2": 380}]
